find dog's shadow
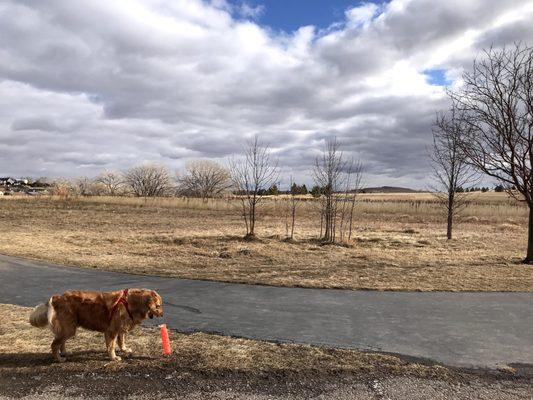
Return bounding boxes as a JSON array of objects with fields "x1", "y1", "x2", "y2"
[
  {"x1": 0, "y1": 352, "x2": 56, "y2": 367},
  {"x1": 0, "y1": 350, "x2": 156, "y2": 368}
]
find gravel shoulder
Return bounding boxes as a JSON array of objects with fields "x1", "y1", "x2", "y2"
[{"x1": 1, "y1": 370, "x2": 531, "y2": 399}]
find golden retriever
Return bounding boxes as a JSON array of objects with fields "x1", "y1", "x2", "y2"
[{"x1": 29, "y1": 288, "x2": 163, "y2": 362}]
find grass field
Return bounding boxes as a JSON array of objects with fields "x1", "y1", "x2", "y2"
[{"x1": 0, "y1": 193, "x2": 532, "y2": 291}]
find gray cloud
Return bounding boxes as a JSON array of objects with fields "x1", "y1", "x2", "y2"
[
  {"x1": 0, "y1": 0, "x2": 532, "y2": 187},
  {"x1": 11, "y1": 116, "x2": 75, "y2": 133}
]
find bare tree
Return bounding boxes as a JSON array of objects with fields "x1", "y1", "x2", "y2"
[
  {"x1": 96, "y1": 170, "x2": 124, "y2": 196},
  {"x1": 177, "y1": 160, "x2": 230, "y2": 201},
  {"x1": 75, "y1": 177, "x2": 93, "y2": 196},
  {"x1": 430, "y1": 108, "x2": 476, "y2": 240},
  {"x1": 313, "y1": 138, "x2": 346, "y2": 243},
  {"x1": 52, "y1": 177, "x2": 101, "y2": 197},
  {"x1": 123, "y1": 164, "x2": 172, "y2": 197},
  {"x1": 229, "y1": 136, "x2": 279, "y2": 238},
  {"x1": 339, "y1": 160, "x2": 364, "y2": 242},
  {"x1": 285, "y1": 178, "x2": 301, "y2": 241},
  {"x1": 450, "y1": 44, "x2": 533, "y2": 261},
  {"x1": 313, "y1": 139, "x2": 364, "y2": 243},
  {"x1": 51, "y1": 179, "x2": 76, "y2": 199}
]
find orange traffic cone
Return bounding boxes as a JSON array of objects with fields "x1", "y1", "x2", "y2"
[{"x1": 159, "y1": 324, "x2": 171, "y2": 356}]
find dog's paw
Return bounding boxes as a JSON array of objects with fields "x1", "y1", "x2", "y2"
[
  {"x1": 121, "y1": 347, "x2": 133, "y2": 355},
  {"x1": 111, "y1": 355, "x2": 122, "y2": 362},
  {"x1": 56, "y1": 355, "x2": 67, "y2": 363}
]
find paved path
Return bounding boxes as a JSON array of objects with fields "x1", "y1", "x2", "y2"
[{"x1": 0, "y1": 254, "x2": 532, "y2": 369}]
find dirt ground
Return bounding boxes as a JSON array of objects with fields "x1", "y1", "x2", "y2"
[
  {"x1": 2, "y1": 370, "x2": 532, "y2": 399},
  {"x1": 0, "y1": 195, "x2": 532, "y2": 291},
  {"x1": 0, "y1": 304, "x2": 531, "y2": 399}
]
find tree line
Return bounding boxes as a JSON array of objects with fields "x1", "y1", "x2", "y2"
[
  {"x1": 39, "y1": 134, "x2": 363, "y2": 244},
  {"x1": 49, "y1": 162, "x2": 311, "y2": 200}
]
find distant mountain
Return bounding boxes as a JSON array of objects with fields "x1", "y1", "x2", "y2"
[{"x1": 360, "y1": 186, "x2": 420, "y2": 193}]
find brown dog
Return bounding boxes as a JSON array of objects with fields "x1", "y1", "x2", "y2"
[{"x1": 29, "y1": 288, "x2": 163, "y2": 362}]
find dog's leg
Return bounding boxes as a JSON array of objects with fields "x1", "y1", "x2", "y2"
[
  {"x1": 59, "y1": 325, "x2": 76, "y2": 358},
  {"x1": 117, "y1": 332, "x2": 133, "y2": 355},
  {"x1": 105, "y1": 331, "x2": 121, "y2": 361},
  {"x1": 51, "y1": 337, "x2": 67, "y2": 363}
]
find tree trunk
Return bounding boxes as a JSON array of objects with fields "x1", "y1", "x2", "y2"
[
  {"x1": 348, "y1": 195, "x2": 356, "y2": 240},
  {"x1": 323, "y1": 196, "x2": 332, "y2": 242},
  {"x1": 240, "y1": 198, "x2": 249, "y2": 236},
  {"x1": 248, "y1": 198, "x2": 256, "y2": 237},
  {"x1": 290, "y1": 203, "x2": 296, "y2": 239},
  {"x1": 319, "y1": 208, "x2": 324, "y2": 239},
  {"x1": 525, "y1": 206, "x2": 533, "y2": 263},
  {"x1": 446, "y1": 191, "x2": 454, "y2": 240},
  {"x1": 446, "y1": 208, "x2": 453, "y2": 240}
]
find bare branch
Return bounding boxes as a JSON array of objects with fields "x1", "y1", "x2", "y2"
[
  {"x1": 448, "y1": 43, "x2": 533, "y2": 260},
  {"x1": 177, "y1": 160, "x2": 230, "y2": 201},
  {"x1": 95, "y1": 170, "x2": 124, "y2": 196},
  {"x1": 430, "y1": 108, "x2": 477, "y2": 239},
  {"x1": 313, "y1": 137, "x2": 364, "y2": 243},
  {"x1": 228, "y1": 135, "x2": 279, "y2": 237},
  {"x1": 123, "y1": 164, "x2": 172, "y2": 197}
]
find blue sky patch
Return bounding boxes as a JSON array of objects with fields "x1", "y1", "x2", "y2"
[
  {"x1": 230, "y1": 0, "x2": 387, "y2": 32},
  {"x1": 424, "y1": 69, "x2": 451, "y2": 86}
]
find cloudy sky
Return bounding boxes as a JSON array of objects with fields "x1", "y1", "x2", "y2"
[{"x1": 1, "y1": 0, "x2": 533, "y2": 188}]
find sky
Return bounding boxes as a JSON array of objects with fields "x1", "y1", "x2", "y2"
[{"x1": 1, "y1": 0, "x2": 533, "y2": 188}]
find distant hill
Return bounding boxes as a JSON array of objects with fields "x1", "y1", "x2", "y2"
[{"x1": 360, "y1": 186, "x2": 420, "y2": 193}]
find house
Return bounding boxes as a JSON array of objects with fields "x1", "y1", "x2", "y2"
[
  {"x1": 0, "y1": 177, "x2": 29, "y2": 187},
  {"x1": 0, "y1": 177, "x2": 15, "y2": 186},
  {"x1": 13, "y1": 179, "x2": 29, "y2": 186}
]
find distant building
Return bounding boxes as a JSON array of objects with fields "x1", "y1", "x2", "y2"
[
  {"x1": 0, "y1": 177, "x2": 15, "y2": 186},
  {"x1": 0, "y1": 177, "x2": 29, "y2": 187}
]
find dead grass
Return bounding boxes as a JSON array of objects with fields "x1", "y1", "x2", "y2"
[
  {"x1": 0, "y1": 303, "x2": 448, "y2": 378},
  {"x1": 0, "y1": 195, "x2": 531, "y2": 291}
]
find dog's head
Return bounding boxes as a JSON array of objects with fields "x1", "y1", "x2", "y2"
[
  {"x1": 147, "y1": 290, "x2": 164, "y2": 319},
  {"x1": 139, "y1": 289, "x2": 164, "y2": 319}
]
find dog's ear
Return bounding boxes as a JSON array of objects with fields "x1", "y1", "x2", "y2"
[
  {"x1": 149, "y1": 290, "x2": 161, "y2": 304},
  {"x1": 144, "y1": 291, "x2": 154, "y2": 306}
]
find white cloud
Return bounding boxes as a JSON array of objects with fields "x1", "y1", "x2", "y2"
[
  {"x1": 238, "y1": 2, "x2": 265, "y2": 19},
  {"x1": 0, "y1": 0, "x2": 532, "y2": 188},
  {"x1": 345, "y1": 3, "x2": 380, "y2": 28}
]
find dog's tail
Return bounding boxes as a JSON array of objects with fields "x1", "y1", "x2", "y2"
[{"x1": 29, "y1": 298, "x2": 53, "y2": 328}]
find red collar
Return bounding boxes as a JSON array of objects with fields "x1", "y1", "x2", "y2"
[{"x1": 109, "y1": 289, "x2": 134, "y2": 322}]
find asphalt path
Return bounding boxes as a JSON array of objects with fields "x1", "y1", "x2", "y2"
[{"x1": 0, "y1": 254, "x2": 531, "y2": 369}]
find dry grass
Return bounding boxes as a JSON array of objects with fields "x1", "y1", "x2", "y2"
[
  {"x1": 0, "y1": 303, "x2": 447, "y2": 378},
  {"x1": 0, "y1": 195, "x2": 531, "y2": 291}
]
